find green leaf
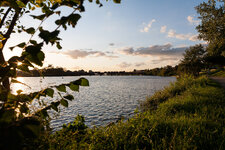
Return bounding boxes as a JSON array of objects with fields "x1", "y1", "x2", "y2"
[
  {"x1": 17, "y1": 90, "x2": 23, "y2": 95},
  {"x1": 20, "y1": 104, "x2": 29, "y2": 113},
  {"x1": 37, "y1": 51, "x2": 45, "y2": 61},
  {"x1": 80, "y1": 78, "x2": 89, "y2": 86},
  {"x1": 17, "y1": 42, "x2": 26, "y2": 48},
  {"x1": 113, "y1": 0, "x2": 121, "y2": 3},
  {"x1": 67, "y1": 14, "x2": 81, "y2": 28},
  {"x1": 23, "y1": 43, "x2": 44, "y2": 66},
  {"x1": 39, "y1": 28, "x2": 60, "y2": 45},
  {"x1": 24, "y1": 60, "x2": 34, "y2": 68},
  {"x1": 45, "y1": 88, "x2": 54, "y2": 98},
  {"x1": 25, "y1": 27, "x2": 35, "y2": 34},
  {"x1": 56, "y1": 42, "x2": 62, "y2": 49},
  {"x1": 55, "y1": 14, "x2": 81, "y2": 30},
  {"x1": 8, "y1": 56, "x2": 23, "y2": 64},
  {"x1": 71, "y1": 78, "x2": 89, "y2": 86},
  {"x1": 69, "y1": 83, "x2": 79, "y2": 91},
  {"x1": 40, "y1": 109, "x2": 49, "y2": 118},
  {"x1": 60, "y1": 99, "x2": 68, "y2": 107},
  {"x1": 56, "y1": 85, "x2": 66, "y2": 92},
  {"x1": 17, "y1": 65, "x2": 30, "y2": 72},
  {"x1": 51, "y1": 102, "x2": 60, "y2": 112},
  {"x1": 30, "y1": 40, "x2": 37, "y2": 45},
  {"x1": 9, "y1": 46, "x2": 15, "y2": 51},
  {"x1": 63, "y1": 94, "x2": 74, "y2": 101},
  {"x1": 30, "y1": 14, "x2": 46, "y2": 20},
  {"x1": 7, "y1": 93, "x2": 18, "y2": 101},
  {"x1": 16, "y1": 1, "x2": 26, "y2": 8}
]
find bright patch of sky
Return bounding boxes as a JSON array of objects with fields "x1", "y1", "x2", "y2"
[{"x1": 4, "y1": 0, "x2": 206, "y2": 71}]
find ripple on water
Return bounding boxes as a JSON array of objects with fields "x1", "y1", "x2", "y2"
[{"x1": 11, "y1": 76, "x2": 176, "y2": 129}]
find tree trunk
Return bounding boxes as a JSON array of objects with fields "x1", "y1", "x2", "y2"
[{"x1": 0, "y1": 0, "x2": 29, "y2": 101}]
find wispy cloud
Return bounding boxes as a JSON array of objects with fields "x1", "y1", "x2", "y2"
[
  {"x1": 116, "y1": 43, "x2": 191, "y2": 68},
  {"x1": 118, "y1": 62, "x2": 132, "y2": 68},
  {"x1": 187, "y1": 15, "x2": 200, "y2": 25},
  {"x1": 135, "y1": 62, "x2": 146, "y2": 67},
  {"x1": 119, "y1": 43, "x2": 187, "y2": 57},
  {"x1": 52, "y1": 50, "x2": 118, "y2": 59},
  {"x1": 140, "y1": 19, "x2": 156, "y2": 33},
  {"x1": 117, "y1": 62, "x2": 146, "y2": 68},
  {"x1": 160, "y1": 25, "x2": 167, "y2": 33},
  {"x1": 150, "y1": 57, "x2": 180, "y2": 66},
  {"x1": 167, "y1": 29, "x2": 199, "y2": 41},
  {"x1": 109, "y1": 43, "x2": 115, "y2": 46}
]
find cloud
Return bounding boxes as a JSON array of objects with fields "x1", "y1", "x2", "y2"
[
  {"x1": 160, "y1": 25, "x2": 167, "y2": 33},
  {"x1": 54, "y1": 50, "x2": 118, "y2": 59},
  {"x1": 167, "y1": 29, "x2": 199, "y2": 41},
  {"x1": 118, "y1": 62, "x2": 132, "y2": 68},
  {"x1": 135, "y1": 62, "x2": 146, "y2": 67},
  {"x1": 140, "y1": 19, "x2": 156, "y2": 33},
  {"x1": 119, "y1": 47, "x2": 135, "y2": 55},
  {"x1": 119, "y1": 43, "x2": 187, "y2": 57},
  {"x1": 187, "y1": 16, "x2": 200, "y2": 25},
  {"x1": 118, "y1": 62, "x2": 145, "y2": 68},
  {"x1": 109, "y1": 43, "x2": 115, "y2": 46},
  {"x1": 189, "y1": 34, "x2": 199, "y2": 41},
  {"x1": 151, "y1": 57, "x2": 180, "y2": 65}
]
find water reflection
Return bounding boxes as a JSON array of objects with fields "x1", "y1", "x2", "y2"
[
  {"x1": 10, "y1": 76, "x2": 176, "y2": 129},
  {"x1": 11, "y1": 77, "x2": 25, "y2": 94}
]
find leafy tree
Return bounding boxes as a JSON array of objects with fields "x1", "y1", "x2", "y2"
[
  {"x1": 196, "y1": 0, "x2": 225, "y2": 65},
  {"x1": 0, "y1": 0, "x2": 120, "y2": 149},
  {"x1": 179, "y1": 44, "x2": 207, "y2": 76}
]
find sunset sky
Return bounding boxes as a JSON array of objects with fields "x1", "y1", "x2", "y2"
[{"x1": 4, "y1": 0, "x2": 206, "y2": 71}]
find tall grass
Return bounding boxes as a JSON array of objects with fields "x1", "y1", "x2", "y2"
[
  {"x1": 39, "y1": 76, "x2": 225, "y2": 149},
  {"x1": 140, "y1": 75, "x2": 207, "y2": 112}
]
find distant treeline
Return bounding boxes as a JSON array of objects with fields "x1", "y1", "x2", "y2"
[{"x1": 17, "y1": 65, "x2": 179, "y2": 77}]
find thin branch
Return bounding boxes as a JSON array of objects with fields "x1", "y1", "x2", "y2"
[
  {"x1": 0, "y1": 7, "x2": 12, "y2": 29},
  {"x1": 24, "y1": 17, "x2": 47, "y2": 48}
]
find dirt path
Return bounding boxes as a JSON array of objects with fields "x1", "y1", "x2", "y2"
[{"x1": 210, "y1": 77, "x2": 225, "y2": 88}]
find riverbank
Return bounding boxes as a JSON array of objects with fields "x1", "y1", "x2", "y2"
[{"x1": 37, "y1": 75, "x2": 225, "y2": 149}]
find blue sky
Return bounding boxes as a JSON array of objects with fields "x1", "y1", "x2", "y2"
[{"x1": 4, "y1": 0, "x2": 206, "y2": 71}]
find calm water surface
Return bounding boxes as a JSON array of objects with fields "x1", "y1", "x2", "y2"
[{"x1": 11, "y1": 76, "x2": 176, "y2": 129}]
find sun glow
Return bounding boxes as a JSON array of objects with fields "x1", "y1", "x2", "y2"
[{"x1": 17, "y1": 62, "x2": 23, "y2": 66}]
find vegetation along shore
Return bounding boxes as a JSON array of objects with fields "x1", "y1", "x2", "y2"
[{"x1": 0, "y1": 0, "x2": 225, "y2": 149}]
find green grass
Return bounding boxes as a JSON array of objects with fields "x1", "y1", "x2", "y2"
[
  {"x1": 38, "y1": 76, "x2": 225, "y2": 150},
  {"x1": 210, "y1": 69, "x2": 225, "y2": 77}
]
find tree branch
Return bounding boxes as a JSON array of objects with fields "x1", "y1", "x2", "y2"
[
  {"x1": 0, "y1": 7, "x2": 12, "y2": 29},
  {"x1": 0, "y1": 0, "x2": 29, "y2": 94}
]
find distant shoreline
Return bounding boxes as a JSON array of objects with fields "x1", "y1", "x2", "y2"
[{"x1": 17, "y1": 75, "x2": 175, "y2": 77}]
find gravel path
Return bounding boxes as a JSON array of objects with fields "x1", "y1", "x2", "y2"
[{"x1": 210, "y1": 77, "x2": 225, "y2": 88}]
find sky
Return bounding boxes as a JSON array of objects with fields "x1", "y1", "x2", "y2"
[{"x1": 4, "y1": 0, "x2": 207, "y2": 71}]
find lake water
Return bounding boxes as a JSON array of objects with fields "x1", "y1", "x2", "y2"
[{"x1": 11, "y1": 76, "x2": 176, "y2": 129}]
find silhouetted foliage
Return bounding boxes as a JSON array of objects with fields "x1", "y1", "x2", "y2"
[
  {"x1": 0, "y1": 0, "x2": 120, "y2": 149},
  {"x1": 196, "y1": 0, "x2": 225, "y2": 61},
  {"x1": 179, "y1": 44, "x2": 207, "y2": 76}
]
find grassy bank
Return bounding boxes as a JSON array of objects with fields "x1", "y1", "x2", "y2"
[
  {"x1": 210, "y1": 69, "x2": 225, "y2": 77},
  {"x1": 39, "y1": 76, "x2": 225, "y2": 149}
]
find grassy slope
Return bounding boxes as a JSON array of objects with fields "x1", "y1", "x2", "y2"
[
  {"x1": 209, "y1": 69, "x2": 225, "y2": 77},
  {"x1": 45, "y1": 76, "x2": 225, "y2": 150},
  {"x1": 211, "y1": 70, "x2": 225, "y2": 77}
]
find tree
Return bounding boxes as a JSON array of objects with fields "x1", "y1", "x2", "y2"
[
  {"x1": 196, "y1": 0, "x2": 225, "y2": 64},
  {"x1": 0, "y1": 0, "x2": 120, "y2": 149},
  {"x1": 179, "y1": 44, "x2": 207, "y2": 76}
]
